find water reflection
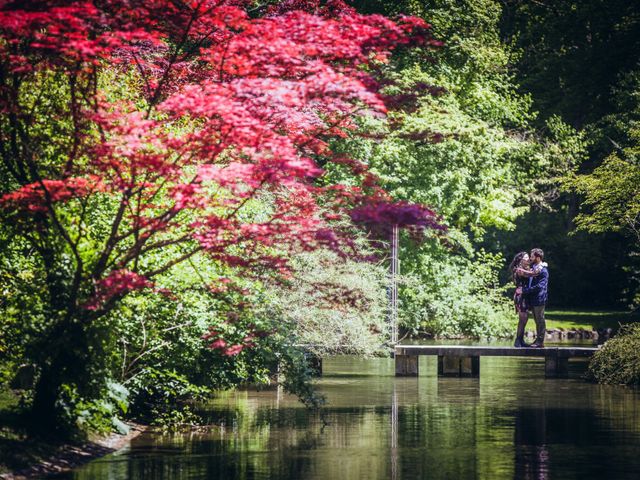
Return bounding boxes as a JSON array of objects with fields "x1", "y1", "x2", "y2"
[
  {"x1": 58, "y1": 356, "x2": 640, "y2": 480},
  {"x1": 514, "y1": 408, "x2": 548, "y2": 480},
  {"x1": 391, "y1": 383, "x2": 398, "y2": 480}
]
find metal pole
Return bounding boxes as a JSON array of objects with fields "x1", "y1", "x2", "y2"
[
  {"x1": 391, "y1": 382, "x2": 398, "y2": 480},
  {"x1": 390, "y1": 224, "x2": 399, "y2": 345}
]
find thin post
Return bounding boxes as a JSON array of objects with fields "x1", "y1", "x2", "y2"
[
  {"x1": 389, "y1": 223, "x2": 399, "y2": 345},
  {"x1": 391, "y1": 383, "x2": 398, "y2": 480}
]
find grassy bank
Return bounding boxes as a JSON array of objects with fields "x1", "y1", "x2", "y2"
[{"x1": 544, "y1": 309, "x2": 640, "y2": 331}]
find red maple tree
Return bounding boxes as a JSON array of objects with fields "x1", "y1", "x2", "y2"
[{"x1": 0, "y1": 0, "x2": 441, "y2": 420}]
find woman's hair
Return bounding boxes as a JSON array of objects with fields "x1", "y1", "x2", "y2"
[{"x1": 509, "y1": 251, "x2": 528, "y2": 282}]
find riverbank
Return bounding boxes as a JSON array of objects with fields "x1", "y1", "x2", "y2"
[
  {"x1": 545, "y1": 309, "x2": 640, "y2": 330},
  {"x1": 526, "y1": 309, "x2": 640, "y2": 343},
  {"x1": 0, "y1": 424, "x2": 145, "y2": 480},
  {"x1": 0, "y1": 388, "x2": 145, "y2": 479},
  {"x1": 402, "y1": 310, "x2": 640, "y2": 342}
]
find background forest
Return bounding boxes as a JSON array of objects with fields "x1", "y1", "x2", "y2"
[
  {"x1": 1, "y1": 0, "x2": 639, "y2": 441},
  {"x1": 357, "y1": 0, "x2": 640, "y2": 322}
]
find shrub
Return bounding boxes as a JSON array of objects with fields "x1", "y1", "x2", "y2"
[
  {"x1": 126, "y1": 368, "x2": 209, "y2": 429},
  {"x1": 400, "y1": 249, "x2": 513, "y2": 338},
  {"x1": 587, "y1": 324, "x2": 640, "y2": 385},
  {"x1": 56, "y1": 381, "x2": 130, "y2": 437}
]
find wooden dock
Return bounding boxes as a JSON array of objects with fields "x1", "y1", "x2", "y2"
[{"x1": 394, "y1": 345, "x2": 599, "y2": 378}]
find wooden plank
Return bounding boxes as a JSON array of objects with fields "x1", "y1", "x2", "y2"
[{"x1": 395, "y1": 345, "x2": 598, "y2": 358}]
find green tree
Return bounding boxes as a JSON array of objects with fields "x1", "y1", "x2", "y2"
[
  {"x1": 565, "y1": 71, "x2": 640, "y2": 307},
  {"x1": 570, "y1": 149, "x2": 640, "y2": 242},
  {"x1": 493, "y1": 0, "x2": 640, "y2": 308},
  {"x1": 346, "y1": 0, "x2": 577, "y2": 336},
  {"x1": 267, "y1": 248, "x2": 389, "y2": 356},
  {"x1": 501, "y1": 0, "x2": 640, "y2": 130}
]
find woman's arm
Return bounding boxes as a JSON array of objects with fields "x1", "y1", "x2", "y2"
[
  {"x1": 517, "y1": 262, "x2": 548, "y2": 278},
  {"x1": 515, "y1": 267, "x2": 539, "y2": 278},
  {"x1": 523, "y1": 268, "x2": 548, "y2": 295}
]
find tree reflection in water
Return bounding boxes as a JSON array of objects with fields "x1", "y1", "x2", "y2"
[{"x1": 58, "y1": 356, "x2": 640, "y2": 480}]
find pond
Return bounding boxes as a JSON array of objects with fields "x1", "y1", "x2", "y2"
[{"x1": 57, "y1": 347, "x2": 640, "y2": 479}]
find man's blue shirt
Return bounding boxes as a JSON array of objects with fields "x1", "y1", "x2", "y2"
[{"x1": 522, "y1": 264, "x2": 548, "y2": 306}]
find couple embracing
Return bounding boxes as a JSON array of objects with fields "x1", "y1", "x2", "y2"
[{"x1": 509, "y1": 248, "x2": 549, "y2": 348}]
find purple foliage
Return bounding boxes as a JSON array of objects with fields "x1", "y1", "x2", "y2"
[{"x1": 350, "y1": 200, "x2": 445, "y2": 240}]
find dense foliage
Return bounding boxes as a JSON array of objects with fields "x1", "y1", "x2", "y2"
[
  {"x1": 566, "y1": 90, "x2": 640, "y2": 306},
  {"x1": 342, "y1": 0, "x2": 578, "y2": 337},
  {"x1": 267, "y1": 248, "x2": 389, "y2": 356},
  {"x1": 587, "y1": 324, "x2": 640, "y2": 385},
  {"x1": 2, "y1": 0, "x2": 639, "y2": 437},
  {"x1": 0, "y1": 0, "x2": 439, "y2": 434},
  {"x1": 495, "y1": 0, "x2": 640, "y2": 308}
]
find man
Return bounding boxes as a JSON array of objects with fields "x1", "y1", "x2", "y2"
[{"x1": 516, "y1": 248, "x2": 548, "y2": 348}]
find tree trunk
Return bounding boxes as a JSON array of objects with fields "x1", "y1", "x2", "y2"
[
  {"x1": 31, "y1": 359, "x2": 65, "y2": 435},
  {"x1": 30, "y1": 319, "x2": 100, "y2": 437}
]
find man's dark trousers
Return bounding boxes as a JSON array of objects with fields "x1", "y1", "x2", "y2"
[{"x1": 523, "y1": 265, "x2": 549, "y2": 345}]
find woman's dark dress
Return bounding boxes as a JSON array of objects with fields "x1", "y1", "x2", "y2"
[{"x1": 514, "y1": 274, "x2": 529, "y2": 313}]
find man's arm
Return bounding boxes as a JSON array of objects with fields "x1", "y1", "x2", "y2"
[{"x1": 522, "y1": 268, "x2": 548, "y2": 295}]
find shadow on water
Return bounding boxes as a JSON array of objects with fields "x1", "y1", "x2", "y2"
[{"x1": 54, "y1": 355, "x2": 640, "y2": 480}]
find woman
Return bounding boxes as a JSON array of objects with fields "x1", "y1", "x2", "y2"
[{"x1": 509, "y1": 252, "x2": 541, "y2": 347}]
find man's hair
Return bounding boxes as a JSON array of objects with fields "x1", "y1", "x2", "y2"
[{"x1": 531, "y1": 248, "x2": 544, "y2": 261}]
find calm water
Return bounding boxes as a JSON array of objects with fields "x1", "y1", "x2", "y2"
[{"x1": 58, "y1": 352, "x2": 640, "y2": 480}]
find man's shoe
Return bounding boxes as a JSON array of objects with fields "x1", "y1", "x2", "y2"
[{"x1": 530, "y1": 342, "x2": 544, "y2": 348}]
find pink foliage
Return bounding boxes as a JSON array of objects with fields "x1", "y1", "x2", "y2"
[
  {"x1": 202, "y1": 329, "x2": 249, "y2": 356},
  {"x1": 0, "y1": 0, "x2": 443, "y2": 351},
  {"x1": 84, "y1": 269, "x2": 154, "y2": 310},
  {"x1": 0, "y1": 176, "x2": 103, "y2": 213},
  {"x1": 350, "y1": 200, "x2": 445, "y2": 239},
  {"x1": 0, "y1": 1, "x2": 162, "y2": 73},
  {"x1": 222, "y1": 344, "x2": 244, "y2": 356}
]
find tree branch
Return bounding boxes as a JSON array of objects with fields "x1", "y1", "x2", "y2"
[{"x1": 144, "y1": 246, "x2": 203, "y2": 278}]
